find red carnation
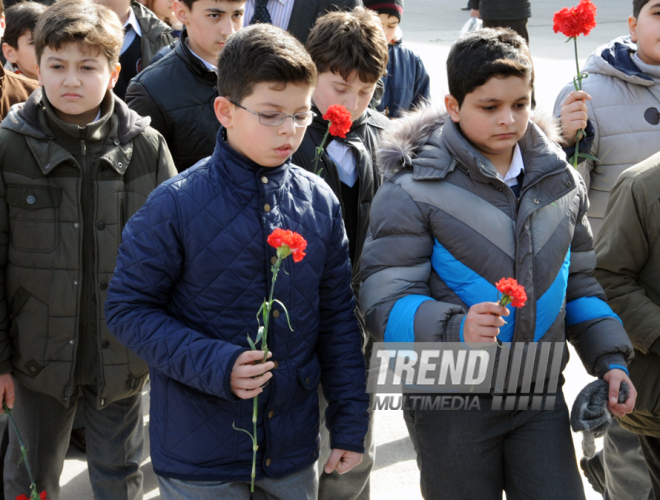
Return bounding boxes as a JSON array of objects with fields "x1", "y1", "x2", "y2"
[
  {"x1": 553, "y1": 0, "x2": 597, "y2": 38},
  {"x1": 495, "y1": 278, "x2": 527, "y2": 308},
  {"x1": 16, "y1": 493, "x2": 49, "y2": 500},
  {"x1": 267, "y1": 228, "x2": 307, "y2": 263},
  {"x1": 323, "y1": 105, "x2": 353, "y2": 139}
]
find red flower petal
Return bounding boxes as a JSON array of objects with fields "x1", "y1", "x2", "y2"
[
  {"x1": 495, "y1": 278, "x2": 527, "y2": 308},
  {"x1": 16, "y1": 495, "x2": 29, "y2": 500},
  {"x1": 267, "y1": 229, "x2": 307, "y2": 262},
  {"x1": 323, "y1": 105, "x2": 353, "y2": 139},
  {"x1": 553, "y1": 0, "x2": 597, "y2": 38}
]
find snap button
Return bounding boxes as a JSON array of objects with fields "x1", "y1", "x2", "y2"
[
  {"x1": 114, "y1": 139, "x2": 120, "y2": 146},
  {"x1": 213, "y1": 86, "x2": 218, "y2": 91},
  {"x1": 26, "y1": 195, "x2": 36, "y2": 205},
  {"x1": 68, "y1": 339, "x2": 75, "y2": 345},
  {"x1": 273, "y1": 310, "x2": 280, "y2": 319},
  {"x1": 264, "y1": 204, "x2": 271, "y2": 213},
  {"x1": 118, "y1": 162, "x2": 123, "y2": 168},
  {"x1": 273, "y1": 361, "x2": 279, "y2": 369},
  {"x1": 101, "y1": 340, "x2": 110, "y2": 349},
  {"x1": 73, "y1": 280, "x2": 79, "y2": 286},
  {"x1": 266, "y1": 458, "x2": 272, "y2": 467},
  {"x1": 99, "y1": 281, "x2": 108, "y2": 290},
  {"x1": 566, "y1": 181, "x2": 572, "y2": 187},
  {"x1": 261, "y1": 176, "x2": 268, "y2": 184},
  {"x1": 268, "y1": 410, "x2": 274, "y2": 418},
  {"x1": 44, "y1": 164, "x2": 50, "y2": 170},
  {"x1": 30, "y1": 366, "x2": 36, "y2": 372},
  {"x1": 271, "y1": 256, "x2": 277, "y2": 265},
  {"x1": 305, "y1": 377, "x2": 310, "y2": 385},
  {"x1": 74, "y1": 223, "x2": 80, "y2": 229},
  {"x1": 533, "y1": 199, "x2": 540, "y2": 204},
  {"x1": 96, "y1": 221, "x2": 106, "y2": 231},
  {"x1": 100, "y1": 398, "x2": 105, "y2": 406}
]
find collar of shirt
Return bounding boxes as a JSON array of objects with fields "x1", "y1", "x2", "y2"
[
  {"x1": 501, "y1": 143, "x2": 525, "y2": 187},
  {"x1": 121, "y1": 8, "x2": 142, "y2": 55},
  {"x1": 326, "y1": 139, "x2": 358, "y2": 187},
  {"x1": 244, "y1": 0, "x2": 294, "y2": 30},
  {"x1": 185, "y1": 40, "x2": 218, "y2": 73}
]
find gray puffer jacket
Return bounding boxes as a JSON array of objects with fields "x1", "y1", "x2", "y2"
[
  {"x1": 554, "y1": 36, "x2": 660, "y2": 236},
  {"x1": 360, "y1": 106, "x2": 633, "y2": 386}
]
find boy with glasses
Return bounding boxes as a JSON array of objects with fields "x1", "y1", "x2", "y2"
[{"x1": 105, "y1": 23, "x2": 369, "y2": 499}]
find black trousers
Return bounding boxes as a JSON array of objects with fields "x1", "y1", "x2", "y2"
[
  {"x1": 403, "y1": 389, "x2": 585, "y2": 500},
  {"x1": 639, "y1": 435, "x2": 660, "y2": 499},
  {"x1": 483, "y1": 18, "x2": 529, "y2": 44}
]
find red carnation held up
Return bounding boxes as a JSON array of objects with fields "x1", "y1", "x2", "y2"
[
  {"x1": 495, "y1": 278, "x2": 527, "y2": 309},
  {"x1": 553, "y1": 0, "x2": 597, "y2": 38},
  {"x1": 267, "y1": 228, "x2": 307, "y2": 263},
  {"x1": 323, "y1": 105, "x2": 353, "y2": 139}
]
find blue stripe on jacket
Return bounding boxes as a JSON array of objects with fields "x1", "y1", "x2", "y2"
[
  {"x1": 534, "y1": 249, "x2": 570, "y2": 341},
  {"x1": 384, "y1": 295, "x2": 433, "y2": 342},
  {"x1": 566, "y1": 296, "x2": 622, "y2": 326}
]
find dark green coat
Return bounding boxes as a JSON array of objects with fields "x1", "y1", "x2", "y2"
[
  {"x1": 0, "y1": 88, "x2": 177, "y2": 408},
  {"x1": 131, "y1": 0, "x2": 174, "y2": 68},
  {"x1": 595, "y1": 152, "x2": 660, "y2": 437}
]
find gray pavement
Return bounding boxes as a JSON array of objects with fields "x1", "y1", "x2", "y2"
[{"x1": 60, "y1": 1, "x2": 632, "y2": 498}]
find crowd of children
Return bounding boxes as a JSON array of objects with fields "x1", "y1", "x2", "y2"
[{"x1": 0, "y1": 0, "x2": 658, "y2": 499}]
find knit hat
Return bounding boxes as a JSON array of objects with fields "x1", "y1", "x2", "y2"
[{"x1": 364, "y1": 0, "x2": 404, "y2": 21}]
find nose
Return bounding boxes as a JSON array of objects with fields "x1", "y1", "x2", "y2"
[
  {"x1": 220, "y1": 16, "x2": 238, "y2": 37},
  {"x1": 63, "y1": 68, "x2": 80, "y2": 87},
  {"x1": 279, "y1": 115, "x2": 297, "y2": 136},
  {"x1": 343, "y1": 93, "x2": 359, "y2": 115},
  {"x1": 499, "y1": 107, "x2": 514, "y2": 126}
]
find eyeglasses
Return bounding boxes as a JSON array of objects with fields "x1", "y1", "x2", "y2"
[{"x1": 229, "y1": 100, "x2": 316, "y2": 127}]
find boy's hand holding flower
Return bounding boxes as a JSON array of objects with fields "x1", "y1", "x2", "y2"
[
  {"x1": 463, "y1": 303, "x2": 510, "y2": 343},
  {"x1": 230, "y1": 351, "x2": 274, "y2": 399}
]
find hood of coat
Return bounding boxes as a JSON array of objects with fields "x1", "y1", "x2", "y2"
[
  {"x1": 379, "y1": 104, "x2": 563, "y2": 182},
  {"x1": 583, "y1": 36, "x2": 655, "y2": 86},
  {"x1": 1, "y1": 87, "x2": 150, "y2": 144}
]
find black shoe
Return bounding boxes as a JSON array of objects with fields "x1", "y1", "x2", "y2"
[{"x1": 580, "y1": 455, "x2": 606, "y2": 495}]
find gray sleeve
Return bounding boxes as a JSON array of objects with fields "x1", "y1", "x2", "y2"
[{"x1": 360, "y1": 180, "x2": 465, "y2": 343}]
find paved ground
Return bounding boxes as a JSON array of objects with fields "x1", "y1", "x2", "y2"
[{"x1": 60, "y1": 1, "x2": 631, "y2": 498}]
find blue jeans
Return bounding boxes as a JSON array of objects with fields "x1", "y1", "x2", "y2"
[
  {"x1": 157, "y1": 464, "x2": 318, "y2": 500},
  {"x1": 404, "y1": 389, "x2": 585, "y2": 500},
  {"x1": 3, "y1": 380, "x2": 144, "y2": 500}
]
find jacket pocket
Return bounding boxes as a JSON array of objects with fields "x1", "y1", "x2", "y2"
[
  {"x1": 9, "y1": 287, "x2": 49, "y2": 372},
  {"x1": 6, "y1": 184, "x2": 62, "y2": 253},
  {"x1": 295, "y1": 355, "x2": 321, "y2": 403}
]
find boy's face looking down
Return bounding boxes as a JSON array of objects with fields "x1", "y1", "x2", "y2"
[
  {"x1": 630, "y1": 1, "x2": 660, "y2": 66},
  {"x1": 174, "y1": 0, "x2": 244, "y2": 67},
  {"x1": 37, "y1": 42, "x2": 120, "y2": 127},
  {"x1": 3, "y1": 29, "x2": 37, "y2": 80},
  {"x1": 446, "y1": 75, "x2": 531, "y2": 174},
  {"x1": 214, "y1": 81, "x2": 314, "y2": 167},
  {"x1": 377, "y1": 13, "x2": 398, "y2": 44},
  {"x1": 313, "y1": 70, "x2": 377, "y2": 123}
]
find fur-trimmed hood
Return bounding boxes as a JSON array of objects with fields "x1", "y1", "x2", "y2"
[{"x1": 378, "y1": 104, "x2": 562, "y2": 181}]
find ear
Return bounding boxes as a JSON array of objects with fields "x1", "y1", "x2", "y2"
[
  {"x1": 2, "y1": 43, "x2": 17, "y2": 64},
  {"x1": 173, "y1": 0, "x2": 189, "y2": 26},
  {"x1": 629, "y1": 15, "x2": 638, "y2": 42},
  {"x1": 106, "y1": 63, "x2": 122, "y2": 90},
  {"x1": 214, "y1": 96, "x2": 235, "y2": 128},
  {"x1": 445, "y1": 94, "x2": 461, "y2": 123}
]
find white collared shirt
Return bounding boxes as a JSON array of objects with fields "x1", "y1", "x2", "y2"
[
  {"x1": 243, "y1": 0, "x2": 295, "y2": 30},
  {"x1": 121, "y1": 8, "x2": 142, "y2": 55},
  {"x1": 500, "y1": 143, "x2": 525, "y2": 187},
  {"x1": 326, "y1": 140, "x2": 357, "y2": 188},
  {"x1": 186, "y1": 40, "x2": 218, "y2": 73}
]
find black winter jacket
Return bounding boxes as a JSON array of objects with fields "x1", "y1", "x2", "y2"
[
  {"x1": 292, "y1": 107, "x2": 389, "y2": 301},
  {"x1": 125, "y1": 31, "x2": 218, "y2": 172}
]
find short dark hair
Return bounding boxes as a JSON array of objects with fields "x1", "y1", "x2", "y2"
[
  {"x1": 34, "y1": 0, "x2": 123, "y2": 66},
  {"x1": 305, "y1": 7, "x2": 388, "y2": 84},
  {"x1": 447, "y1": 28, "x2": 533, "y2": 107},
  {"x1": 217, "y1": 23, "x2": 318, "y2": 103},
  {"x1": 178, "y1": 0, "x2": 243, "y2": 10},
  {"x1": 633, "y1": 0, "x2": 651, "y2": 17},
  {"x1": 2, "y1": 2, "x2": 47, "y2": 49}
]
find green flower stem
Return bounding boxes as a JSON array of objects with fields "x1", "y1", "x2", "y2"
[
  {"x1": 3, "y1": 403, "x2": 40, "y2": 499},
  {"x1": 572, "y1": 36, "x2": 584, "y2": 169},
  {"x1": 311, "y1": 124, "x2": 331, "y2": 176}
]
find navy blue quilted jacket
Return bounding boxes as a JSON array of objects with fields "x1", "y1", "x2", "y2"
[{"x1": 105, "y1": 130, "x2": 369, "y2": 481}]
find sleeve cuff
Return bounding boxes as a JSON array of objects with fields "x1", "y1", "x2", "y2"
[
  {"x1": 650, "y1": 337, "x2": 660, "y2": 357},
  {"x1": 329, "y1": 441, "x2": 365, "y2": 454},
  {"x1": 593, "y1": 353, "x2": 627, "y2": 379},
  {"x1": 445, "y1": 314, "x2": 465, "y2": 343},
  {"x1": 0, "y1": 359, "x2": 13, "y2": 375},
  {"x1": 562, "y1": 120, "x2": 595, "y2": 160}
]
